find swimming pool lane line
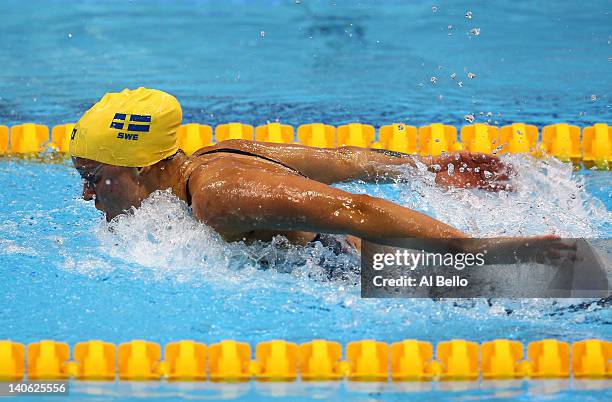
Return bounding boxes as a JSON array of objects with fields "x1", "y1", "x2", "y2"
[
  {"x1": 0, "y1": 122, "x2": 610, "y2": 169},
  {"x1": 1, "y1": 338, "x2": 610, "y2": 381}
]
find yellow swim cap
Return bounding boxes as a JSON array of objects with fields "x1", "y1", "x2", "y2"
[{"x1": 70, "y1": 87, "x2": 182, "y2": 167}]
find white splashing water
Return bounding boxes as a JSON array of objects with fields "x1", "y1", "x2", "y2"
[
  {"x1": 95, "y1": 190, "x2": 360, "y2": 294},
  {"x1": 398, "y1": 155, "x2": 610, "y2": 237}
]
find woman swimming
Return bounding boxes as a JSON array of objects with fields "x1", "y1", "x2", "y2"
[{"x1": 71, "y1": 88, "x2": 560, "y2": 256}]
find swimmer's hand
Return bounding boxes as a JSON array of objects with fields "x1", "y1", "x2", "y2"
[
  {"x1": 430, "y1": 152, "x2": 514, "y2": 192},
  {"x1": 468, "y1": 235, "x2": 578, "y2": 266}
]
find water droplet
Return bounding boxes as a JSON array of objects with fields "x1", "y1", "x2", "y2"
[
  {"x1": 483, "y1": 170, "x2": 493, "y2": 179},
  {"x1": 432, "y1": 6, "x2": 438, "y2": 13},
  {"x1": 591, "y1": 94, "x2": 597, "y2": 102},
  {"x1": 447, "y1": 24, "x2": 453, "y2": 30},
  {"x1": 464, "y1": 114, "x2": 475, "y2": 123},
  {"x1": 431, "y1": 164, "x2": 441, "y2": 172},
  {"x1": 465, "y1": 11, "x2": 473, "y2": 19},
  {"x1": 430, "y1": 76, "x2": 438, "y2": 85},
  {"x1": 470, "y1": 28, "x2": 481, "y2": 36},
  {"x1": 467, "y1": 72, "x2": 476, "y2": 79},
  {"x1": 474, "y1": 167, "x2": 480, "y2": 173},
  {"x1": 447, "y1": 163, "x2": 455, "y2": 175},
  {"x1": 105, "y1": 179, "x2": 111, "y2": 185},
  {"x1": 260, "y1": 31, "x2": 266, "y2": 37},
  {"x1": 458, "y1": 81, "x2": 464, "y2": 88},
  {"x1": 68, "y1": 33, "x2": 73, "y2": 38},
  {"x1": 450, "y1": 72, "x2": 457, "y2": 80}
]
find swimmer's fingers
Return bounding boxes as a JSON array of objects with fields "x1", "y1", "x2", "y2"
[
  {"x1": 473, "y1": 153, "x2": 514, "y2": 181},
  {"x1": 449, "y1": 152, "x2": 515, "y2": 192},
  {"x1": 480, "y1": 180, "x2": 514, "y2": 192},
  {"x1": 535, "y1": 238, "x2": 578, "y2": 265}
]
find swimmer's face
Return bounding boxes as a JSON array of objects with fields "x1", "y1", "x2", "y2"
[{"x1": 72, "y1": 157, "x2": 149, "y2": 221}]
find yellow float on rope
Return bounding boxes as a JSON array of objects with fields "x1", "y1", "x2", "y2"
[
  {"x1": 298, "y1": 339, "x2": 343, "y2": 380},
  {"x1": 27, "y1": 340, "x2": 71, "y2": 379},
  {"x1": 163, "y1": 340, "x2": 207, "y2": 381},
  {"x1": 499, "y1": 123, "x2": 538, "y2": 154},
  {"x1": 461, "y1": 123, "x2": 501, "y2": 154},
  {"x1": 118, "y1": 340, "x2": 162, "y2": 380},
  {"x1": 481, "y1": 339, "x2": 524, "y2": 379},
  {"x1": 255, "y1": 122, "x2": 294, "y2": 144},
  {"x1": 254, "y1": 340, "x2": 299, "y2": 381},
  {"x1": 526, "y1": 339, "x2": 570, "y2": 378},
  {"x1": 0, "y1": 340, "x2": 25, "y2": 380},
  {"x1": 374, "y1": 123, "x2": 418, "y2": 154},
  {"x1": 541, "y1": 123, "x2": 582, "y2": 164},
  {"x1": 436, "y1": 339, "x2": 479, "y2": 380},
  {"x1": 345, "y1": 339, "x2": 389, "y2": 381},
  {"x1": 390, "y1": 339, "x2": 435, "y2": 381},
  {"x1": 582, "y1": 123, "x2": 611, "y2": 169},
  {"x1": 208, "y1": 340, "x2": 252, "y2": 381},
  {"x1": 337, "y1": 123, "x2": 375, "y2": 148},
  {"x1": 176, "y1": 123, "x2": 213, "y2": 155},
  {"x1": 10, "y1": 123, "x2": 49, "y2": 153},
  {"x1": 72, "y1": 340, "x2": 116, "y2": 380},
  {"x1": 297, "y1": 123, "x2": 336, "y2": 148},
  {"x1": 571, "y1": 339, "x2": 611, "y2": 379},
  {"x1": 418, "y1": 123, "x2": 463, "y2": 156},
  {"x1": 215, "y1": 122, "x2": 254, "y2": 142},
  {"x1": 0, "y1": 125, "x2": 9, "y2": 153},
  {"x1": 51, "y1": 123, "x2": 76, "y2": 153}
]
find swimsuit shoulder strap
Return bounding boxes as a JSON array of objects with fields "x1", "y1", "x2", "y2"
[{"x1": 193, "y1": 147, "x2": 303, "y2": 175}]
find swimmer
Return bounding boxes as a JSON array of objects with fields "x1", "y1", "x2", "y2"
[{"x1": 71, "y1": 88, "x2": 566, "y2": 257}]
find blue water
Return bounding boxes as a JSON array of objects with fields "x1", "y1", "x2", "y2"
[{"x1": 0, "y1": 0, "x2": 611, "y2": 401}]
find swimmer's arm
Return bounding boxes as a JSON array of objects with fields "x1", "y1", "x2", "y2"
[
  {"x1": 300, "y1": 146, "x2": 511, "y2": 191},
  {"x1": 189, "y1": 168, "x2": 565, "y2": 261},
  {"x1": 219, "y1": 140, "x2": 511, "y2": 190},
  {"x1": 188, "y1": 167, "x2": 469, "y2": 246}
]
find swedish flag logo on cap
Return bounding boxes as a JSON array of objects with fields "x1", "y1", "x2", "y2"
[{"x1": 110, "y1": 113, "x2": 151, "y2": 132}]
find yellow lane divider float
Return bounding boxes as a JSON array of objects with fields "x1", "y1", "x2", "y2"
[
  {"x1": 297, "y1": 123, "x2": 336, "y2": 148},
  {"x1": 176, "y1": 124, "x2": 213, "y2": 156},
  {"x1": 582, "y1": 123, "x2": 611, "y2": 169},
  {"x1": 0, "y1": 339, "x2": 609, "y2": 381},
  {"x1": 418, "y1": 123, "x2": 463, "y2": 156},
  {"x1": 0, "y1": 122, "x2": 610, "y2": 169},
  {"x1": 499, "y1": 123, "x2": 539, "y2": 155},
  {"x1": 256, "y1": 122, "x2": 294, "y2": 144},
  {"x1": 373, "y1": 123, "x2": 418, "y2": 154}
]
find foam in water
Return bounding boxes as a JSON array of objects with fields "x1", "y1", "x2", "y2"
[
  {"x1": 96, "y1": 190, "x2": 360, "y2": 290},
  {"x1": 396, "y1": 154, "x2": 611, "y2": 237}
]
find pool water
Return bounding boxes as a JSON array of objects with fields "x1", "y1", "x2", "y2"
[{"x1": 0, "y1": 0, "x2": 611, "y2": 401}]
